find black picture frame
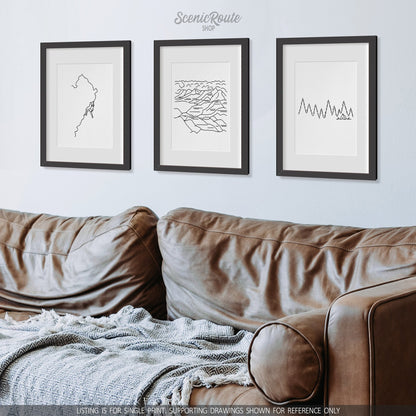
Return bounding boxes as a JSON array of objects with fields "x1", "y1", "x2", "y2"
[
  {"x1": 40, "y1": 40, "x2": 131, "y2": 170},
  {"x1": 276, "y1": 36, "x2": 377, "y2": 180},
  {"x1": 154, "y1": 38, "x2": 249, "y2": 175}
]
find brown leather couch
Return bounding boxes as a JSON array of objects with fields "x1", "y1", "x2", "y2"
[{"x1": 0, "y1": 206, "x2": 415, "y2": 406}]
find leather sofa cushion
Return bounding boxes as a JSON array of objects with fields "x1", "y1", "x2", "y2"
[
  {"x1": 248, "y1": 308, "x2": 326, "y2": 405},
  {"x1": 189, "y1": 385, "x2": 272, "y2": 405},
  {"x1": 0, "y1": 309, "x2": 35, "y2": 322},
  {"x1": 0, "y1": 206, "x2": 166, "y2": 318},
  {"x1": 157, "y1": 207, "x2": 416, "y2": 331}
]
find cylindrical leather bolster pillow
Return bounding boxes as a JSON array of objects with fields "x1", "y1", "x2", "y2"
[{"x1": 248, "y1": 308, "x2": 327, "y2": 405}]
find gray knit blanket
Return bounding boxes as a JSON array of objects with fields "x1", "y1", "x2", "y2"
[{"x1": 0, "y1": 306, "x2": 253, "y2": 405}]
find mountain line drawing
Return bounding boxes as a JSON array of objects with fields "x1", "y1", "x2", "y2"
[
  {"x1": 71, "y1": 74, "x2": 98, "y2": 138},
  {"x1": 297, "y1": 98, "x2": 354, "y2": 121},
  {"x1": 173, "y1": 80, "x2": 227, "y2": 134}
]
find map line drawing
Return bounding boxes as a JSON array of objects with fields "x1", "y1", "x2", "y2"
[
  {"x1": 173, "y1": 80, "x2": 227, "y2": 134},
  {"x1": 71, "y1": 74, "x2": 98, "y2": 137},
  {"x1": 297, "y1": 98, "x2": 354, "y2": 121}
]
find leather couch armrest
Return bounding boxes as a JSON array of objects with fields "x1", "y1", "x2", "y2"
[
  {"x1": 325, "y1": 276, "x2": 416, "y2": 405},
  {"x1": 248, "y1": 308, "x2": 327, "y2": 405}
]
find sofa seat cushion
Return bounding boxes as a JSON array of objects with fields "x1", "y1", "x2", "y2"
[
  {"x1": 189, "y1": 385, "x2": 271, "y2": 405},
  {"x1": 0, "y1": 207, "x2": 165, "y2": 318},
  {"x1": 248, "y1": 308, "x2": 326, "y2": 405},
  {"x1": 0, "y1": 309, "x2": 36, "y2": 322}
]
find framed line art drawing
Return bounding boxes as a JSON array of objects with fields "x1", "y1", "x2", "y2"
[
  {"x1": 277, "y1": 36, "x2": 377, "y2": 180},
  {"x1": 41, "y1": 41, "x2": 131, "y2": 170},
  {"x1": 154, "y1": 38, "x2": 249, "y2": 174}
]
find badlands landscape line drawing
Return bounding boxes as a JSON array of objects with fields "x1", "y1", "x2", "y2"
[{"x1": 173, "y1": 80, "x2": 228, "y2": 134}]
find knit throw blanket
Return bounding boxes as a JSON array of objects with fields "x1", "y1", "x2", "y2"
[{"x1": 0, "y1": 306, "x2": 253, "y2": 405}]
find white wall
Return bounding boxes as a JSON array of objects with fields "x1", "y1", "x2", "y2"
[{"x1": 1, "y1": 0, "x2": 416, "y2": 227}]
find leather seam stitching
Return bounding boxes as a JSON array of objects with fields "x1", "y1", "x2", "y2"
[
  {"x1": 0, "y1": 241, "x2": 68, "y2": 256},
  {"x1": 164, "y1": 218, "x2": 416, "y2": 252},
  {"x1": 248, "y1": 321, "x2": 322, "y2": 405},
  {"x1": 0, "y1": 215, "x2": 94, "y2": 232},
  {"x1": 128, "y1": 210, "x2": 161, "y2": 270},
  {"x1": 230, "y1": 387, "x2": 257, "y2": 405},
  {"x1": 0, "y1": 225, "x2": 130, "y2": 257}
]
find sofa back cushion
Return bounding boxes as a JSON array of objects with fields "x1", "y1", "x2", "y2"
[
  {"x1": 157, "y1": 208, "x2": 416, "y2": 331},
  {"x1": 0, "y1": 206, "x2": 166, "y2": 318}
]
